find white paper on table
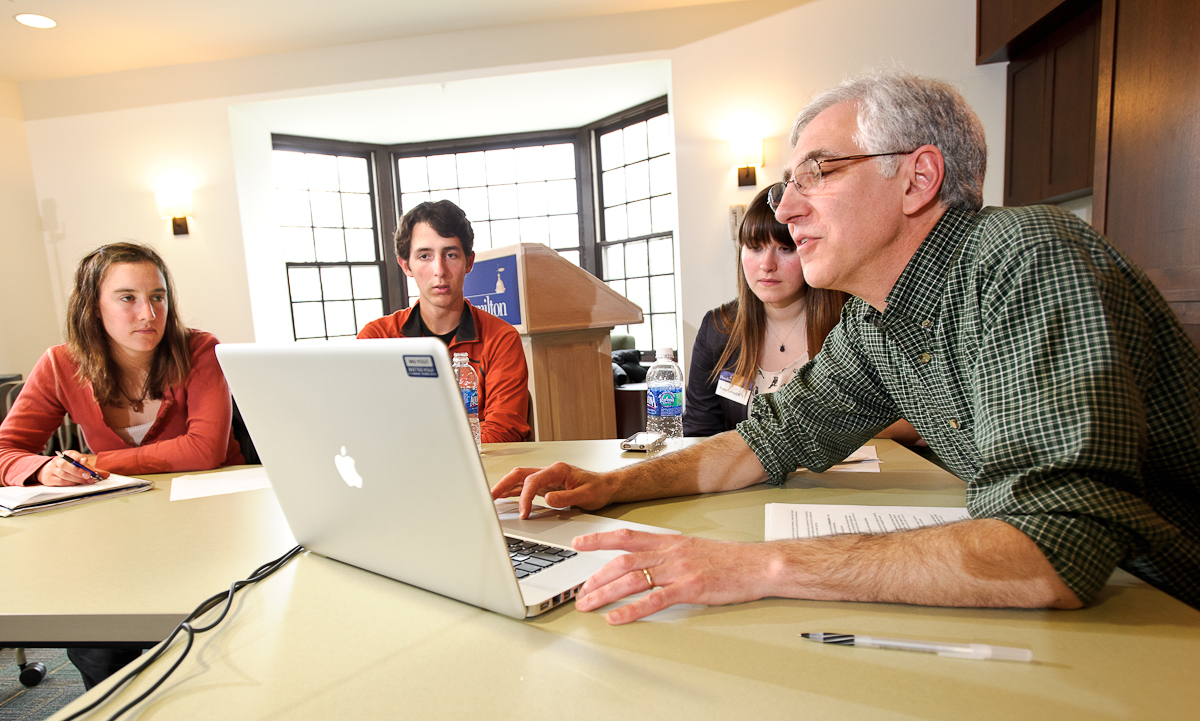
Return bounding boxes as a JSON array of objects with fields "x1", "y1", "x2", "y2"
[
  {"x1": 764, "y1": 503, "x2": 970, "y2": 541},
  {"x1": 170, "y1": 467, "x2": 271, "y2": 501},
  {"x1": 818, "y1": 445, "x2": 881, "y2": 473}
]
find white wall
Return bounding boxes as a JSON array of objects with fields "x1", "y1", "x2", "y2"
[
  {"x1": 227, "y1": 107, "x2": 286, "y2": 344},
  {"x1": 0, "y1": 78, "x2": 61, "y2": 376},
  {"x1": 15, "y1": 0, "x2": 1006, "y2": 367},
  {"x1": 23, "y1": 100, "x2": 256, "y2": 345}
]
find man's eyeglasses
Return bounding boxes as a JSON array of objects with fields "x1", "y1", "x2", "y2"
[{"x1": 766, "y1": 151, "x2": 916, "y2": 211}]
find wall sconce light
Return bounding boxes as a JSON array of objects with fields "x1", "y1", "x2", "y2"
[
  {"x1": 155, "y1": 171, "x2": 194, "y2": 236},
  {"x1": 720, "y1": 113, "x2": 769, "y2": 188},
  {"x1": 731, "y1": 136, "x2": 764, "y2": 187}
]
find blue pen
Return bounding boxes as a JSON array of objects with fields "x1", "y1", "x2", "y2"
[{"x1": 55, "y1": 451, "x2": 103, "y2": 481}]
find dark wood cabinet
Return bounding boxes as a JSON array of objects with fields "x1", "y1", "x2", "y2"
[
  {"x1": 977, "y1": 0, "x2": 1097, "y2": 63},
  {"x1": 1003, "y1": 4, "x2": 1099, "y2": 207},
  {"x1": 1098, "y1": 0, "x2": 1200, "y2": 346},
  {"x1": 985, "y1": 0, "x2": 1200, "y2": 346}
]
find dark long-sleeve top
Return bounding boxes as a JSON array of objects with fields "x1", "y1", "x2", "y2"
[{"x1": 683, "y1": 306, "x2": 749, "y2": 437}]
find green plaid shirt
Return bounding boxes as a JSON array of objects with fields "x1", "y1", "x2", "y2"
[{"x1": 738, "y1": 205, "x2": 1200, "y2": 607}]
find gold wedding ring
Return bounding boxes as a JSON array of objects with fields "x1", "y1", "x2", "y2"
[{"x1": 642, "y1": 568, "x2": 655, "y2": 590}]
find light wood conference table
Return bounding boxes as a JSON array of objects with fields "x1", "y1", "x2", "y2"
[
  {"x1": 35, "y1": 440, "x2": 1200, "y2": 720},
  {"x1": 1, "y1": 467, "x2": 295, "y2": 647}
]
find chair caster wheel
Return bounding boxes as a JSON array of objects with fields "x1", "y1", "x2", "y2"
[{"x1": 19, "y1": 661, "x2": 47, "y2": 687}]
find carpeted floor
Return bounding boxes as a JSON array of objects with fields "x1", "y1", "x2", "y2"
[{"x1": 0, "y1": 649, "x2": 85, "y2": 721}]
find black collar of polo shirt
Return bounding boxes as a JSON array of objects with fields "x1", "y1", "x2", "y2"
[{"x1": 402, "y1": 300, "x2": 478, "y2": 344}]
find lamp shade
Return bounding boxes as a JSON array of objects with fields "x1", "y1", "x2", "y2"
[
  {"x1": 155, "y1": 172, "x2": 194, "y2": 219},
  {"x1": 730, "y1": 137, "x2": 763, "y2": 168}
]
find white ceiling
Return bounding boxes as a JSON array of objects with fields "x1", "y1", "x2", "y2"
[
  {"x1": 234, "y1": 61, "x2": 671, "y2": 146},
  {"x1": 1, "y1": 0, "x2": 738, "y2": 82}
]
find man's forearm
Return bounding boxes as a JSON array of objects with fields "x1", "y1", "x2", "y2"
[
  {"x1": 609, "y1": 431, "x2": 768, "y2": 504},
  {"x1": 765, "y1": 518, "x2": 1082, "y2": 608}
]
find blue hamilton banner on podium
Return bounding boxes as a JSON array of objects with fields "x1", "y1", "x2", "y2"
[{"x1": 465, "y1": 254, "x2": 522, "y2": 327}]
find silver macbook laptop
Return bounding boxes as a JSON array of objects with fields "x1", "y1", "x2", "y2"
[{"x1": 216, "y1": 338, "x2": 677, "y2": 619}]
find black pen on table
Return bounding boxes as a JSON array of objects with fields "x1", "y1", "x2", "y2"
[
  {"x1": 55, "y1": 451, "x2": 103, "y2": 481},
  {"x1": 800, "y1": 633, "x2": 1033, "y2": 662}
]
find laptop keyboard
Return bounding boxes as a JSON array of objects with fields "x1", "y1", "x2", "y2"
[{"x1": 506, "y1": 536, "x2": 578, "y2": 579}]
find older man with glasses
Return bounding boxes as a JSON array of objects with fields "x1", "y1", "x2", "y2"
[{"x1": 492, "y1": 69, "x2": 1200, "y2": 623}]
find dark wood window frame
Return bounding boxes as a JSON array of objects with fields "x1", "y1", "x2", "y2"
[
  {"x1": 590, "y1": 96, "x2": 672, "y2": 264},
  {"x1": 271, "y1": 94, "x2": 670, "y2": 318},
  {"x1": 389, "y1": 127, "x2": 597, "y2": 280},
  {"x1": 271, "y1": 135, "x2": 397, "y2": 339},
  {"x1": 590, "y1": 96, "x2": 676, "y2": 351}
]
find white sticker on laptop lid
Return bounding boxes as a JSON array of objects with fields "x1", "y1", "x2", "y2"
[{"x1": 403, "y1": 355, "x2": 438, "y2": 378}]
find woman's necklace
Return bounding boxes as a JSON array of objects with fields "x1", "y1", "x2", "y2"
[
  {"x1": 121, "y1": 376, "x2": 150, "y2": 413},
  {"x1": 765, "y1": 313, "x2": 804, "y2": 353}
]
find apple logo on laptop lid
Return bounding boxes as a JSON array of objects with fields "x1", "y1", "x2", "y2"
[{"x1": 334, "y1": 446, "x2": 363, "y2": 488}]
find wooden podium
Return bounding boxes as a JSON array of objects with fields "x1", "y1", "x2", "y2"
[{"x1": 464, "y1": 244, "x2": 643, "y2": 441}]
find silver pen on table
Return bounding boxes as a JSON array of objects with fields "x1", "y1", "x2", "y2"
[{"x1": 799, "y1": 633, "x2": 1032, "y2": 662}]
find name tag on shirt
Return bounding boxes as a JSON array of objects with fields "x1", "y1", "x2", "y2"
[{"x1": 716, "y1": 370, "x2": 752, "y2": 405}]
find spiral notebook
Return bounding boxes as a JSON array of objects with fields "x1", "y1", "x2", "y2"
[{"x1": 0, "y1": 474, "x2": 153, "y2": 517}]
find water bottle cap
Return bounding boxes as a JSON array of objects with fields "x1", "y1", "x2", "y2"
[{"x1": 655, "y1": 347, "x2": 674, "y2": 361}]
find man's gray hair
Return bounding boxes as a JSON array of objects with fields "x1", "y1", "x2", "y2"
[{"x1": 789, "y1": 70, "x2": 987, "y2": 212}]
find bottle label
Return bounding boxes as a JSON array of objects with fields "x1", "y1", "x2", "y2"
[
  {"x1": 460, "y1": 388, "x2": 479, "y2": 415},
  {"x1": 646, "y1": 386, "x2": 683, "y2": 417}
]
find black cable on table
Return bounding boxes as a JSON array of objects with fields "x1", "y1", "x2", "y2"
[{"x1": 61, "y1": 544, "x2": 305, "y2": 721}]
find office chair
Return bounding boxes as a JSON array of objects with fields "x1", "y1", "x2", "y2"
[
  {"x1": 2, "y1": 376, "x2": 87, "y2": 687},
  {"x1": 2, "y1": 380, "x2": 83, "y2": 458},
  {"x1": 1, "y1": 377, "x2": 23, "y2": 417},
  {"x1": 1, "y1": 377, "x2": 49, "y2": 687},
  {"x1": 230, "y1": 396, "x2": 259, "y2": 465}
]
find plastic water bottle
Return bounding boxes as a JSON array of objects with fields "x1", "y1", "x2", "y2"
[
  {"x1": 452, "y1": 352, "x2": 482, "y2": 452},
  {"x1": 645, "y1": 347, "x2": 684, "y2": 448}
]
